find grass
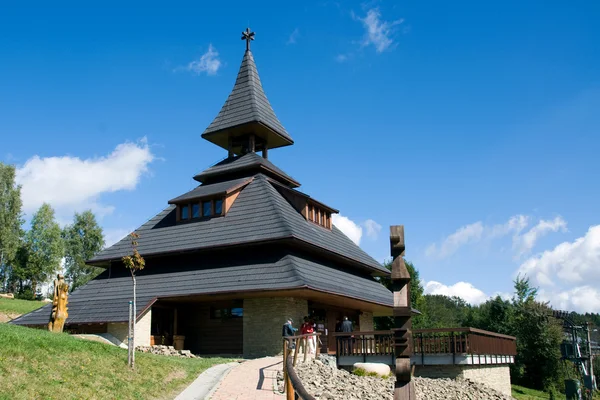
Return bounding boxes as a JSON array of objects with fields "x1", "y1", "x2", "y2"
[
  {"x1": 0, "y1": 297, "x2": 45, "y2": 315},
  {"x1": 0, "y1": 323, "x2": 234, "y2": 400},
  {"x1": 512, "y1": 385, "x2": 549, "y2": 399}
]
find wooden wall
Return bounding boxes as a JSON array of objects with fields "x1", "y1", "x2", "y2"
[{"x1": 179, "y1": 302, "x2": 243, "y2": 355}]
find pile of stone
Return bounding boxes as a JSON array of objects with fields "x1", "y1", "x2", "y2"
[
  {"x1": 279, "y1": 359, "x2": 515, "y2": 400},
  {"x1": 136, "y1": 345, "x2": 197, "y2": 358}
]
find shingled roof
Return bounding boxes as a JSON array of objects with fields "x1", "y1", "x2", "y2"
[
  {"x1": 194, "y1": 152, "x2": 300, "y2": 188},
  {"x1": 89, "y1": 174, "x2": 388, "y2": 275},
  {"x1": 11, "y1": 253, "x2": 393, "y2": 326},
  {"x1": 168, "y1": 177, "x2": 253, "y2": 204},
  {"x1": 201, "y1": 49, "x2": 293, "y2": 150}
]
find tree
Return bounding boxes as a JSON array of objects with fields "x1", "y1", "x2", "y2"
[
  {"x1": 63, "y1": 210, "x2": 105, "y2": 291},
  {"x1": 0, "y1": 163, "x2": 24, "y2": 292},
  {"x1": 513, "y1": 273, "x2": 538, "y2": 305},
  {"x1": 24, "y1": 204, "x2": 63, "y2": 298},
  {"x1": 415, "y1": 294, "x2": 470, "y2": 329},
  {"x1": 122, "y1": 232, "x2": 145, "y2": 369},
  {"x1": 466, "y1": 295, "x2": 514, "y2": 335}
]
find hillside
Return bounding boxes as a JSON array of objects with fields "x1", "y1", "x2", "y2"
[
  {"x1": 0, "y1": 298, "x2": 45, "y2": 322},
  {"x1": 0, "y1": 323, "x2": 232, "y2": 400}
]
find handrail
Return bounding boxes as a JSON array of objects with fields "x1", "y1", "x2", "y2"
[
  {"x1": 281, "y1": 333, "x2": 321, "y2": 400},
  {"x1": 284, "y1": 339, "x2": 316, "y2": 400},
  {"x1": 332, "y1": 330, "x2": 393, "y2": 336},
  {"x1": 413, "y1": 327, "x2": 516, "y2": 341}
]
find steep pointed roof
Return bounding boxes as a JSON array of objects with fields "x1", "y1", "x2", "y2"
[{"x1": 201, "y1": 49, "x2": 293, "y2": 151}]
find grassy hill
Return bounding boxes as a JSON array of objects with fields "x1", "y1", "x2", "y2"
[
  {"x1": 0, "y1": 297, "x2": 45, "y2": 322},
  {"x1": 0, "y1": 323, "x2": 232, "y2": 400}
]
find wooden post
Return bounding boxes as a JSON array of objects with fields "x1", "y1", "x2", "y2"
[
  {"x1": 283, "y1": 339, "x2": 288, "y2": 389},
  {"x1": 304, "y1": 336, "x2": 309, "y2": 363},
  {"x1": 286, "y1": 358, "x2": 294, "y2": 400},
  {"x1": 390, "y1": 225, "x2": 416, "y2": 399},
  {"x1": 293, "y1": 338, "x2": 300, "y2": 367}
]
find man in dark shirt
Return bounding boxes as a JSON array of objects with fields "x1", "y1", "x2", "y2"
[
  {"x1": 341, "y1": 316, "x2": 353, "y2": 332},
  {"x1": 339, "y1": 316, "x2": 353, "y2": 354}
]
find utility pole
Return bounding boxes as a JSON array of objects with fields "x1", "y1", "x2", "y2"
[{"x1": 587, "y1": 322, "x2": 596, "y2": 390}]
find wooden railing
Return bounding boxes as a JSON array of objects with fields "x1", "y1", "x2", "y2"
[
  {"x1": 332, "y1": 330, "x2": 395, "y2": 356},
  {"x1": 333, "y1": 327, "x2": 517, "y2": 363},
  {"x1": 413, "y1": 328, "x2": 517, "y2": 356},
  {"x1": 282, "y1": 333, "x2": 321, "y2": 400}
]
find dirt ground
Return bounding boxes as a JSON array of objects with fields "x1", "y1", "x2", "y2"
[{"x1": 0, "y1": 312, "x2": 20, "y2": 323}]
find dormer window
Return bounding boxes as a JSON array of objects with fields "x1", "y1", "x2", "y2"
[
  {"x1": 202, "y1": 200, "x2": 212, "y2": 217},
  {"x1": 177, "y1": 197, "x2": 225, "y2": 222},
  {"x1": 181, "y1": 205, "x2": 189, "y2": 220},
  {"x1": 307, "y1": 203, "x2": 331, "y2": 229},
  {"x1": 215, "y1": 199, "x2": 223, "y2": 214}
]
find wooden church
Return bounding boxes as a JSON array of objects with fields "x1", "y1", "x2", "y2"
[{"x1": 12, "y1": 30, "x2": 394, "y2": 357}]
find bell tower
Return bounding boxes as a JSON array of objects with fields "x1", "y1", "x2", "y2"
[{"x1": 201, "y1": 28, "x2": 294, "y2": 160}]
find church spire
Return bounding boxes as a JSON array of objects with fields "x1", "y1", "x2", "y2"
[{"x1": 201, "y1": 28, "x2": 293, "y2": 158}]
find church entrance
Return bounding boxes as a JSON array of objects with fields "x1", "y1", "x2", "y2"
[{"x1": 308, "y1": 302, "x2": 360, "y2": 354}]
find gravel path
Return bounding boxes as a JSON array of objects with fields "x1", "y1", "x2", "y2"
[{"x1": 282, "y1": 359, "x2": 515, "y2": 400}]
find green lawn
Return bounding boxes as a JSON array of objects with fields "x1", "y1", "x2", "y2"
[
  {"x1": 0, "y1": 323, "x2": 234, "y2": 400},
  {"x1": 0, "y1": 297, "x2": 45, "y2": 315},
  {"x1": 512, "y1": 385, "x2": 549, "y2": 400}
]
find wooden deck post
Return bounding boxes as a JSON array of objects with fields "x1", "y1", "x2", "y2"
[{"x1": 390, "y1": 225, "x2": 416, "y2": 399}]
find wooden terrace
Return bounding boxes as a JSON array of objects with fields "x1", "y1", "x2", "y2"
[{"x1": 333, "y1": 327, "x2": 517, "y2": 367}]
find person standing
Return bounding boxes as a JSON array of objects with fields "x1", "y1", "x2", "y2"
[
  {"x1": 282, "y1": 317, "x2": 297, "y2": 349},
  {"x1": 340, "y1": 316, "x2": 353, "y2": 355},
  {"x1": 341, "y1": 316, "x2": 353, "y2": 332}
]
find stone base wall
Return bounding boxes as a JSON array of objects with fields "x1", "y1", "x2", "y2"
[
  {"x1": 414, "y1": 364, "x2": 511, "y2": 397},
  {"x1": 106, "y1": 308, "x2": 151, "y2": 348},
  {"x1": 243, "y1": 297, "x2": 308, "y2": 358}
]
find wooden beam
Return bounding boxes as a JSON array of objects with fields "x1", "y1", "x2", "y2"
[{"x1": 390, "y1": 225, "x2": 416, "y2": 399}]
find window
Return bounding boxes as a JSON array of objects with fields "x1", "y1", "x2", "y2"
[
  {"x1": 214, "y1": 199, "x2": 223, "y2": 215},
  {"x1": 192, "y1": 203, "x2": 200, "y2": 218},
  {"x1": 202, "y1": 201, "x2": 212, "y2": 217},
  {"x1": 181, "y1": 205, "x2": 189, "y2": 220},
  {"x1": 307, "y1": 203, "x2": 331, "y2": 229},
  {"x1": 210, "y1": 306, "x2": 243, "y2": 319}
]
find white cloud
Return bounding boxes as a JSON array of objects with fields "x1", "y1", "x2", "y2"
[
  {"x1": 424, "y1": 280, "x2": 488, "y2": 305},
  {"x1": 287, "y1": 28, "x2": 300, "y2": 45},
  {"x1": 513, "y1": 216, "x2": 567, "y2": 258},
  {"x1": 353, "y1": 8, "x2": 404, "y2": 53},
  {"x1": 426, "y1": 214, "x2": 568, "y2": 260},
  {"x1": 364, "y1": 219, "x2": 382, "y2": 240},
  {"x1": 184, "y1": 44, "x2": 221, "y2": 76},
  {"x1": 103, "y1": 228, "x2": 134, "y2": 248},
  {"x1": 489, "y1": 214, "x2": 529, "y2": 238},
  {"x1": 539, "y1": 286, "x2": 600, "y2": 314},
  {"x1": 332, "y1": 214, "x2": 363, "y2": 245},
  {"x1": 335, "y1": 54, "x2": 349, "y2": 63},
  {"x1": 425, "y1": 221, "x2": 484, "y2": 258},
  {"x1": 518, "y1": 225, "x2": 600, "y2": 287},
  {"x1": 16, "y1": 139, "x2": 154, "y2": 219}
]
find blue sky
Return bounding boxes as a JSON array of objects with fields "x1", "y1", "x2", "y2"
[{"x1": 1, "y1": 1, "x2": 599, "y2": 312}]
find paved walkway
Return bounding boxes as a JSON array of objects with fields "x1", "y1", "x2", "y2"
[
  {"x1": 209, "y1": 356, "x2": 283, "y2": 400},
  {"x1": 175, "y1": 362, "x2": 239, "y2": 400}
]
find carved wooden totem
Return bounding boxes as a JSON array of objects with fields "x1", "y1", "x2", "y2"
[
  {"x1": 390, "y1": 226, "x2": 416, "y2": 399},
  {"x1": 48, "y1": 274, "x2": 69, "y2": 333}
]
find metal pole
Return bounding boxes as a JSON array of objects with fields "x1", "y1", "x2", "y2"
[{"x1": 587, "y1": 323, "x2": 596, "y2": 390}]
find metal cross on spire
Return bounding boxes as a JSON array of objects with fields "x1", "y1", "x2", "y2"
[{"x1": 241, "y1": 27, "x2": 255, "y2": 51}]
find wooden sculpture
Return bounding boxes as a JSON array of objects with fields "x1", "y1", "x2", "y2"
[
  {"x1": 48, "y1": 274, "x2": 69, "y2": 333},
  {"x1": 390, "y1": 225, "x2": 416, "y2": 399}
]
